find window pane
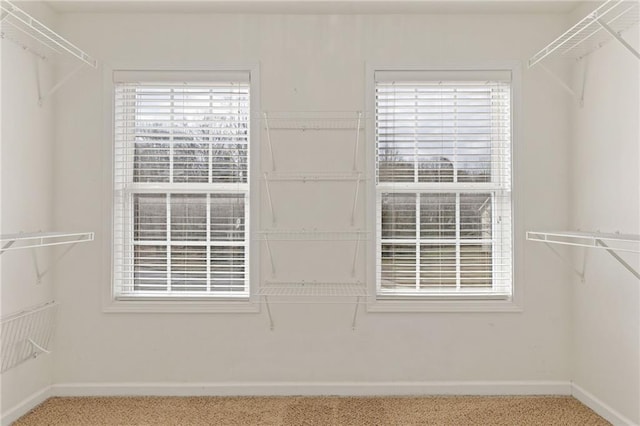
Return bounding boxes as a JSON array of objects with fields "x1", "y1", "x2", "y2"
[
  {"x1": 126, "y1": 85, "x2": 249, "y2": 185},
  {"x1": 381, "y1": 193, "x2": 416, "y2": 239},
  {"x1": 376, "y1": 82, "x2": 506, "y2": 185},
  {"x1": 211, "y1": 194, "x2": 245, "y2": 242},
  {"x1": 134, "y1": 245, "x2": 167, "y2": 292},
  {"x1": 460, "y1": 243, "x2": 492, "y2": 287},
  {"x1": 210, "y1": 141, "x2": 248, "y2": 184},
  {"x1": 134, "y1": 194, "x2": 167, "y2": 241},
  {"x1": 418, "y1": 156, "x2": 454, "y2": 183},
  {"x1": 380, "y1": 244, "x2": 416, "y2": 290},
  {"x1": 134, "y1": 140, "x2": 170, "y2": 183},
  {"x1": 210, "y1": 246, "x2": 246, "y2": 292},
  {"x1": 451, "y1": 86, "x2": 492, "y2": 183},
  {"x1": 420, "y1": 193, "x2": 456, "y2": 239},
  {"x1": 378, "y1": 140, "x2": 414, "y2": 182},
  {"x1": 133, "y1": 87, "x2": 172, "y2": 183},
  {"x1": 174, "y1": 142, "x2": 209, "y2": 183},
  {"x1": 460, "y1": 193, "x2": 492, "y2": 239},
  {"x1": 170, "y1": 194, "x2": 207, "y2": 241},
  {"x1": 457, "y1": 149, "x2": 491, "y2": 183},
  {"x1": 420, "y1": 244, "x2": 457, "y2": 288},
  {"x1": 171, "y1": 245, "x2": 207, "y2": 292}
]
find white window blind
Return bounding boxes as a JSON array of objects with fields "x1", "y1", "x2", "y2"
[
  {"x1": 375, "y1": 70, "x2": 512, "y2": 298},
  {"x1": 113, "y1": 70, "x2": 250, "y2": 299}
]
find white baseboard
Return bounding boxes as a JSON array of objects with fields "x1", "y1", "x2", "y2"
[
  {"x1": 571, "y1": 383, "x2": 638, "y2": 426},
  {"x1": 8, "y1": 380, "x2": 638, "y2": 426},
  {"x1": 1, "y1": 380, "x2": 573, "y2": 424},
  {"x1": 1, "y1": 386, "x2": 51, "y2": 426},
  {"x1": 52, "y1": 380, "x2": 571, "y2": 397}
]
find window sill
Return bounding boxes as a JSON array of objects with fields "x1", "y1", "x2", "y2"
[
  {"x1": 366, "y1": 296, "x2": 522, "y2": 313},
  {"x1": 103, "y1": 298, "x2": 260, "y2": 314}
]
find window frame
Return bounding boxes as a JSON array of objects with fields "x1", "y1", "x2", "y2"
[
  {"x1": 102, "y1": 65, "x2": 260, "y2": 313},
  {"x1": 365, "y1": 63, "x2": 523, "y2": 313}
]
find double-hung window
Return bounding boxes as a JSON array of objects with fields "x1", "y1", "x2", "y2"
[
  {"x1": 375, "y1": 69, "x2": 513, "y2": 299},
  {"x1": 113, "y1": 70, "x2": 250, "y2": 300}
]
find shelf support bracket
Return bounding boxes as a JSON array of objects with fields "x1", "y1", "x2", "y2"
[
  {"x1": 579, "y1": 58, "x2": 589, "y2": 106},
  {"x1": 351, "y1": 238, "x2": 360, "y2": 277},
  {"x1": 596, "y1": 19, "x2": 640, "y2": 61},
  {"x1": 352, "y1": 112, "x2": 362, "y2": 171},
  {"x1": 264, "y1": 172, "x2": 276, "y2": 225},
  {"x1": 264, "y1": 239, "x2": 276, "y2": 277},
  {"x1": 538, "y1": 63, "x2": 580, "y2": 100},
  {"x1": 350, "y1": 174, "x2": 361, "y2": 226},
  {"x1": 27, "y1": 338, "x2": 51, "y2": 356},
  {"x1": 38, "y1": 62, "x2": 86, "y2": 106},
  {"x1": 263, "y1": 296, "x2": 274, "y2": 331},
  {"x1": 28, "y1": 239, "x2": 79, "y2": 283},
  {"x1": 544, "y1": 242, "x2": 586, "y2": 282},
  {"x1": 34, "y1": 56, "x2": 43, "y2": 103},
  {"x1": 30, "y1": 249, "x2": 43, "y2": 284},
  {"x1": 595, "y1": 239, "x2": 640, "y2": 279},
  {"x1": 352, "y1": 296, "x2": 360, "y2": 331},
  {"x1": 264, "y1": 113, "x2": 276, "y2": 171}
]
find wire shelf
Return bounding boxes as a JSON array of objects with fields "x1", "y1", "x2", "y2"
[
  {"x1": 529, "y1": 0, "x2": 639, "y2": 67},
  {"x1": 259, "y1": 281, "x2": 367, "y2": 297},
  {"x1": 0, "y1": 231, "x2": 95, "y2": 254},
  {"x1": 1, "y1": 301, "x2": 58, "y2": 373},
  {"x1": 264, "y1": 171, "x2": 364, "y2": 182},
  {"x1": 527, "y1": 230, "x2": 639, "y2": 280},
  {"x1": 258, "y1": 230, "x2": 369, "y2": 241},
  {"x1": 1, "y1": 0, "x2": 97, "y2": 67},
  {"x1": 259, "y1": 282, "x2": 366, "y2": 329},
  {"x1": 261, "y1": 111, "x2": 365, "y2": 130},
  {"x1": 526, "y1": 230, "x2": 640, "y2": 253}
]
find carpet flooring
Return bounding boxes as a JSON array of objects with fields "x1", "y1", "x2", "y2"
[{"x1": 14, "y1": 395, "x2": 610, "y2": 425}]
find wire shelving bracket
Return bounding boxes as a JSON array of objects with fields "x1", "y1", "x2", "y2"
[
  {"x1": 0, "y1": 0, "x2": 98, "y2": 104},
  {"x1": 0, "y1": 231, "x2": 95, "y2": 283},
  {"x1": 261, "y1": 111, "x2": 364, "y2": 172},
  {"x1": 258, "y1": 111, "x2": 367, "y2": 330},
  {"x1": 263, "y1": 171, "x2": 364, "y2": 226},
  {"x1": 527, "y1": 230, "x2": 640, "y2": 280},
  {"x1": 259, "y1": 230, "x2": 367, "y2": 277},
  {"x1": 528, "y1": 0, "x2": 639, "y2": 103}
]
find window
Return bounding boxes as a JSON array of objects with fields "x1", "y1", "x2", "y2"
[
  {"x1": 374, "y1": 69, "x2": 512, "y2": 300},
  {"x1": 113, "y1": 70, "x2": 250, "y2": 300}
]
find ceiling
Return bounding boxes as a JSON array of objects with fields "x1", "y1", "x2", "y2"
[{"x1": 46, "y1": 0, "x2": 586, "y2": 15}]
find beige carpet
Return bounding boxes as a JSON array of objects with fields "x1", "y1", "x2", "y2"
[{"x1": 14, "y1": 396, "x2": 609, "y2": 425}]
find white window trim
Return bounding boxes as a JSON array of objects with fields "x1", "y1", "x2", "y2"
[
  {"x1": 365, "y1": 62, "x2": 523, "y2": 313},
  {"x1": 101, "y1": 64, "x2": 261, "y2": 314}
]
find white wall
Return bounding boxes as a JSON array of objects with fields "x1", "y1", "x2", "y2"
[
  {"x1": 0, "y1": 1, "x2": 57, "y2": 417},
  {"x1": 5, "y1": 3, "x2": 638, "y2": 422},
  {"x1": 570, "y1": 23, "x2": 640, "y2": 424},
  {"x1": 50, "y1": 10, "x2": 574, "y2": 391}
]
